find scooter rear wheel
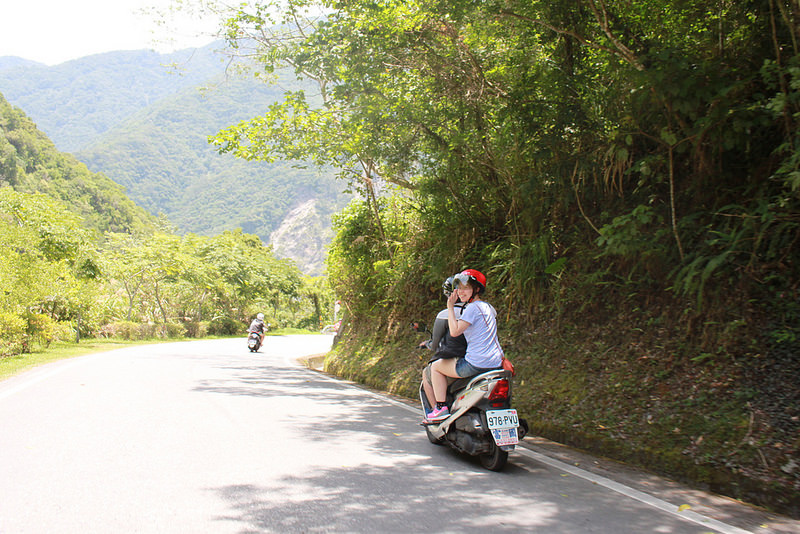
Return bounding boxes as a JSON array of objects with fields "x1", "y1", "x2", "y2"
[
  {"x1": 480, "y1": 442, "x2": 508, "y2": 471},
  {"x1": 425, "y1": 426, "x2": 445, "y2": 445}
]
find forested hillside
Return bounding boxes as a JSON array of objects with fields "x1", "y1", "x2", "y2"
[
  {"x1": 75, "y1": 73, "x2": 346, "y2": 255},
  {"x1": 210, "y1": 0, "x2": 800, "y2": 516},
  {"x1": 0, "y1": 47, "x2": 224, "y2": 152},
  {"x1": 0, "y1": 44, "x2": 351, "y2": 274},
  {"x1": 0, "y1": 93, "x2": 156, "y2": 234}
]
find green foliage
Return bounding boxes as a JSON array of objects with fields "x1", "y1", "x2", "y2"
[
  {"x1": 0, "y1": 185, "x2": 318, "y2": 358},
  {"x1": 0, "y1": 188, "x2": 101, "y2": 350},
  {"x1": 99, "y1": 321, "x2": 187, "y2": 341},
  {"x1": 0, "y1": 92, "x2": 156, "y2": 235},
  {"x1": 99, "y1": 228, "x2": 308, "y2": 330},
  {"x1": 23, "y1": 312, "x2": 73, "y2": 349},
  {"x1": 0, "y1": 312, "x2": 26, "y2": 356},
  {"x1": 326, "y1": 198, "x2": 405, "y2": 319},
  {"x1": 597, "y1": 205, "x2": 663, "y2": 256},
  {"x1": 206, "y1": 317, "x2": 242, "y2": 336},
  {"x1": 214, "y1": 0, "x2": 799, "y2": 340}
]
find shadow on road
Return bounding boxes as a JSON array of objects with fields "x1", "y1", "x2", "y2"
[{"x1": 193, "y1": 358, "x2": 728, "y2": 533}]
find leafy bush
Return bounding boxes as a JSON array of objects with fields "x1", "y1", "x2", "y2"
[
  {"x1": 98, "y1": 321, "x2": 185, "y2": 340},
  {"x1": 160, "y1": 322, "x2": 187, "y2": 339},
  {"x1": 24, "y1": 312, "x2": 57, "y2": 347},
  {"x1": 50, "y1": 321, "x2": 76, "y2": 344},
  {"x1": 206, "y1": 316, "x2": 241, "y2": 336},
  {"x1": 183, "y1": 321, "x2": 208, "y2": 338},
  {"x1": 0, "y1": 312, "x2": 25, "y2": 356}
]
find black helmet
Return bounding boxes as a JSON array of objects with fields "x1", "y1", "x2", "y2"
[{"x1": 442, "y1": 276, "x2": 456, "y2": 297}]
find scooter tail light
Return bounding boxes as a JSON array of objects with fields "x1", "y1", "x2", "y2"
[{"x1": 488, "y1": 379, "x2": 510, "y2": 402}]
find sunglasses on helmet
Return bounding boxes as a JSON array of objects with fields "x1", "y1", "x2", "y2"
[{"x1": 453, "y1": 272, "x2": 472, "y2": 287}]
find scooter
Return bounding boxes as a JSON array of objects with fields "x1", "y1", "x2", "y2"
[
  {"x1": 414, "y1": 318, "x2": 528, "y2": 471},
  {"x1": 247, "y1": 331, "x2": 262, "y2": 352}
]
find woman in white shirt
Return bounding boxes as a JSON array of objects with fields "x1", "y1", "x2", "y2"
[{"x1": 423, "y1": 269, "x2": 504, "y2": 422}]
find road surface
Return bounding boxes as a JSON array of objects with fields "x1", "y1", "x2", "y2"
[{"x1": 0, "y1": 336, "x2": 795, "y2": 533}]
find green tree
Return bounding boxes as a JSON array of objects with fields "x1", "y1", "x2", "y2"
[
  {"x1": 101, "y1": 228, "x2": 307, "y2": 331},
  {"x1": 205, "y1": 0, "x2": 799, "y2": 318},
  {"x1": 0, "y1": 188, "x2": 99, "y2": 352}
]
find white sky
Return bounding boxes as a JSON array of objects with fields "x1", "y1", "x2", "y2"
[{"x1": 0, "y1": 0, "x2": 220, "y2": 65}]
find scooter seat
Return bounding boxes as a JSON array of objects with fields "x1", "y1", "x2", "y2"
[
  {"x1": 448, "y1": 368, "x2": 505, "y2": 393},
  {"x1": 449, "y1": 377, "x2": 471, "y2": 391}
]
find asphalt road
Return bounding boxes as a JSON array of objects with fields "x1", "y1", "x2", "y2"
[{"x1": 0, "y1": 336, "x2": 795, "y2": 533}]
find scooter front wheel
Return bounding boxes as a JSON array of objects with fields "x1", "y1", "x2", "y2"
[{"x1": 480, "y1": 442, "x2": 508, "y2": 471}]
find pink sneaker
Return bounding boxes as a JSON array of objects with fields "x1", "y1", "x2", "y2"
[{"x1": 426, "y1": 406, "x2": 450, "y2": 422}]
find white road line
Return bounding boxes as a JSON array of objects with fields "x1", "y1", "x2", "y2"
[{"x1": 515, "y1": 447, "x2": 753, "y2": 534}]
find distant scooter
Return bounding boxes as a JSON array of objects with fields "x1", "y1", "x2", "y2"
[
  {"x1": 413, "y1": 317, "x2": 528, "y2": 471},
  {"x1": 247, "y1": 331, "x2": 262, "y2": 352},
  {"x1": 247, "y1": 314, "x2": 268, "y2": 352}
]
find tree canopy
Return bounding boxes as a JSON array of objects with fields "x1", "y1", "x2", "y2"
[{"x1": 211, "y1": 0, "x2": 799, "y2": 325}]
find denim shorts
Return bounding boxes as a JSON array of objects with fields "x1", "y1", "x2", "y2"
[{"x1": 455, "y1": 358, "x2": 497, "y2": 378}]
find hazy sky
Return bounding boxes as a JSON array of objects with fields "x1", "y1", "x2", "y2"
[{"x1": 0, "y1": 0, "x2": 218, "y2": 65}]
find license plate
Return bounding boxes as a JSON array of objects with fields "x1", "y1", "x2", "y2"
[
  {"x1": 486, "y1": 409, "x2": 519, "y2": 446},
  {"x1": 487, "y1": 409, "x2": 518, "y2": 429}
]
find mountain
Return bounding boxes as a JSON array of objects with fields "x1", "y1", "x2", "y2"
[
  {"x1": 0, "y1": 46, "x2": 224, "y2": 152},
  {"x1": 0, "y1": 57, "x2": 44, "y2": 71},
  {"x1": 74, "y1": 72, "x2": 346, "y2": 247},
  {"x1": 0, "y1": 92, "x2": 156, "y2": 235},
  {"x1": 0, "y1": 44, "x2": 349, "y2": 274}
]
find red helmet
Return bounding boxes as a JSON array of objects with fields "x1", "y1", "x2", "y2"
[{"x1": 454, "y1": 269, "x2": 486, "y2": 294}]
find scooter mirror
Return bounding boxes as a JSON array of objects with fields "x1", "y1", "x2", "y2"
[{"x1": 410, "y1": 321, "x2": 427, "y2": 332}]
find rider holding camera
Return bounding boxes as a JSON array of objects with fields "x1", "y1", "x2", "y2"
[{"x1": 422, "y1": 269, "x2": 504, "y2": 422}]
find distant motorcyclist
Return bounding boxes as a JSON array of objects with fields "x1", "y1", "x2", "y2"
[{"x1": 248, "y1": 313, "x2": 267, "y2": 346}]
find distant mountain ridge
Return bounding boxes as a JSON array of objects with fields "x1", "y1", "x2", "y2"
[
  {"x1": 0, "y1": 44, "x2": 350, "y2": 274},
  {"x1": 0, "y1": 46, "x2": 225, "y2": 152},
  {"x1": 0, "y1": 57, "x2": 44, "y2": 71},
  {"x1": 0, "y1": 92, "x2": 157, "y2": 235}
]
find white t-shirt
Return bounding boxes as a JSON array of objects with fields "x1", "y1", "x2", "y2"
[{"x1": 460, "y1": 300, "x2": 503, "y2": 368}]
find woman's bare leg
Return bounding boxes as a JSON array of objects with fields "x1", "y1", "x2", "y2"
[{"x1": 430, "y1": 358, "x2": 459, "y2": 403}]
